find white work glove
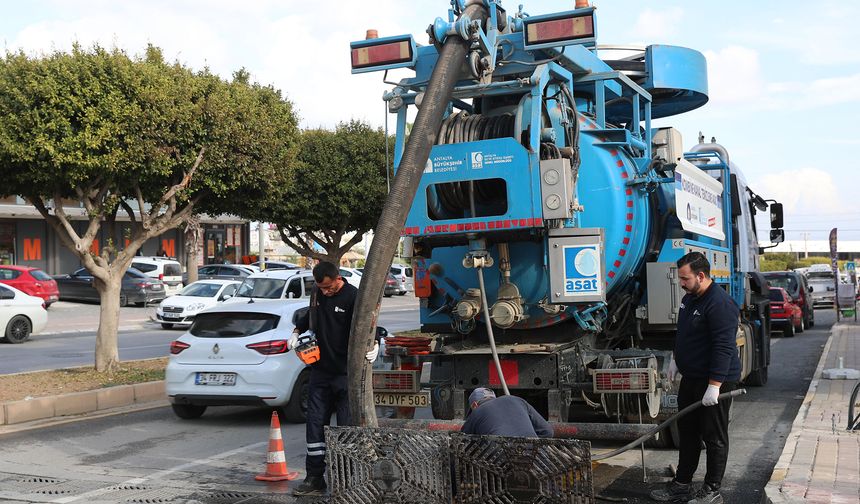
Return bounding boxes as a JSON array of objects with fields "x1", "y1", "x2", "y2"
[
  {"x1": 289, "y1": 330, "x2": 313, "y2": 350},
  {"x1": 702, "y1": 384, "x2": 720, "y2": 407},
  {"x1": 667, "y1": 358, "x2": 679, "y2": 382},
  {"x1": 365, "y1": 341, "x2": 380, "y2": 363}
]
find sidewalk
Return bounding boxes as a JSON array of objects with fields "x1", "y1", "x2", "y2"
[{"x1": 765, "y1": 322, "x2": 860, "y2": 503}]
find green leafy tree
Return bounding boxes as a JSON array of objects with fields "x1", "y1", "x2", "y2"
[
  {"x1": 0, "y1": 45, "x2": 299, "y2": 371},
  {"x1": 263, "y1": 120, "x2": 392, "y2": 264}
]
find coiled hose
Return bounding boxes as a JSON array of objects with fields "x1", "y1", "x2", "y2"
[{"x1": 347, "y1": 3, "x2": 489, "y2": 427}]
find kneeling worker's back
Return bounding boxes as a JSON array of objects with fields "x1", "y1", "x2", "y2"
[{"x1": 461, "y1": 388, "x2": 553, "y2": 438}]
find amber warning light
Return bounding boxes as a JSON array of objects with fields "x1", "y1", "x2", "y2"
[
  {"x1": 350, "y1": 35, "x2": 416, "y2": 74},
  {"x1": 522, "y1": 9, "x2": 596, "y2": 50}
]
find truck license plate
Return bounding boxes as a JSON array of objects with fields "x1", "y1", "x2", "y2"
[
  {"x1": 195, "y1": 372, "x2": 237, "y2": 386},
  {"x1": 373, "y1": 391, "x2": 430, "y2": 407}
]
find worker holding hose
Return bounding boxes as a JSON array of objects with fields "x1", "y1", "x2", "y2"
[{"x1": 651, "y1": 252, "x2": 740, "y2": 504}]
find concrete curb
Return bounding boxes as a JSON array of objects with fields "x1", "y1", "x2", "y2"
[
  {"x1": 760, "y1": 324, "x2": 843, "y2": 504},
  {"x1": 0, "y1": 380, "x2": 166, "y2": 427}
]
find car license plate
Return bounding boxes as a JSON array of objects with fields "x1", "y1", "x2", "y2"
[
  {"x1": 195, "y1": 372, "x2": 237, "y2": 386},
  {"x1": 152, "y1": 284, "x2": 162, "y2": 290},
  {"x1": 164, "y1": 313, "x2": 180, "y2": 319},
  {"x1": 373, "y1": 391, "x2": 430, "y2": 407}
]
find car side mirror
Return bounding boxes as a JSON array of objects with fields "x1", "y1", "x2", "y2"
[
  {"x1": 220, "y1": 294, "x2": 232, "y2": 301},
  {"x1": 287, "y1": 292, "x2": 296, "y2": 299},
  {"x1": 808, "y1": 286, "x2": 813, "y2": 293},
  {"x1": 376, "y1": 326, "x2": 388, "y2": 339},
  {"x1": 770, "y1": 229, "x2": 785, "y2": 244}
]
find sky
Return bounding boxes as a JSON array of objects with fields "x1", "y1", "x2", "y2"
[{"x1": 2, "y1": 0, "x2": 859, "y2": 244}]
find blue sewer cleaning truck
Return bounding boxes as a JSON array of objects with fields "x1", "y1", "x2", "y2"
[{"x1": 350, "y1": 0, "x2": 784, "y2": 442}]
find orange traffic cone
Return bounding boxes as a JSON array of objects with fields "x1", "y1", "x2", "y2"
[{"x1": 255, "y1": 411, "x2": 299, "y2": 481}]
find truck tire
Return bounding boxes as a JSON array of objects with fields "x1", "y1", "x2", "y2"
[
  {"x1": 745, "y1": 366, "x2": 768, "y2": 386},
  {"x1": 281, "y1": 370, "x2": 309, "y2": 423},
  {"x1": 171, "y1": 403, "x2": 207, "y2": 419}
]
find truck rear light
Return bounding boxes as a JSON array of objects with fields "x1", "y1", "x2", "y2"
[
  {"x1": 350, "y1": 34, "x2": 416, "y2": 74},
  {"x1": 522, "y1": 8, "x2": 596, "y2": 50},
  {"x1": 372, "y1": 370, "x2": 419, "y2": 393},
  {"x1": 593, "y1": 368, "x2": 656, "y2": 394},
  {"x1": 246, "y1": 340, "x2": 289, "y2": 355},
  {"x1": 170, "y1": 341, "x2": 190, "y2": 355}
]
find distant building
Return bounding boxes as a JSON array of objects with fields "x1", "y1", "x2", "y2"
[{"x1": 0, "y1": 196, "x2": 249, "y2": 274}]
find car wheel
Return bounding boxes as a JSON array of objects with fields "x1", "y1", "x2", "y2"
[
  {"x1": 3, "y1": 315, "x2": 32, "y2": 344},
  {"x1": 161, "y1": 323, "x2": 174, "y2": 329},
  {"x1": 808, "y1": 314, "x2": 815, "y2": 328},
  {"x1": 397, "y1": 291, "x2": 407, "y2": 296},
  {"x1": 171, "y1": 403, "x2": 207, "y2": 419},
  {"x1": 783, "y1": 322, "x2": 795, "y2": 338},
  {"x1": 383, "y1": 292, "x2": 393, "y2": 298},
  {"x1": 281, "y1": 370, "x2": 310, "y2": 423},
  {"x1": 119, "y1": 293, "x2": 128, "y2": 307},
  {"x1": 797, "y1": 318, "x2": 805, "y2": 333}
]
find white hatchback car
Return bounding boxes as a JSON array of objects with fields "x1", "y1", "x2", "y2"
[
  {"x1": 132, "y1": 257, "x2": 184, "y2": 296},
  {"x1": 0, "y1": 283, "x2": 48, "y2": 343},
  {"x1": 339, "y1": 267, "x2": 362, "y2": 288},
  {"x1": 156, "y1": 280, "x2": 241, "y2": 329},
  {"x1": 165, "y1": 300, "x2": 311, "y2": 421},
  {"x1": 223, "y1": 269, "x2": 315, "y2": 304}
]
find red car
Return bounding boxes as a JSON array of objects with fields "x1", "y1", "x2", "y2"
[
  {"x1": 769, "y1": 287, "x2": 803, "y2": 337},
  {"x1": 0, "y1": 265, "x2": 60, "y2": 308}
]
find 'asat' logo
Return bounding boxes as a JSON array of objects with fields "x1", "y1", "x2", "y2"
[{"x1": 471, "y1": 151, "x2": 483, "y2": 169}]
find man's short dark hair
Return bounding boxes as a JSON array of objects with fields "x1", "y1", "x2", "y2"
[
  {"x1": 677, "y1": 251, "x2": 711, "y2": 277},
  {"x1": 312, "y1": 261, "x2": 339, "y2": 282}
]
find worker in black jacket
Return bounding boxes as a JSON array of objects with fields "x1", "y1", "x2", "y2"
[
  {"x1": 290, "y1": 261, "x2": 378, "y2": 497},
  {"x1": 651, "y1": 252, "x2": 740, "y2": 504},
  {"x1": 461, "y1": 388, "x2": 553, "y2": 438}
]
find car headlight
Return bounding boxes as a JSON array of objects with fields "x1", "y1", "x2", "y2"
[{"x1": 186, "y1": 303, "x2": 206, "y2": 312}]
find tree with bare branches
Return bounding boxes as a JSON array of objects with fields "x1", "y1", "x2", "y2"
[{"x1": 0, "y1": 45, "x2": 299, "y2": 371}]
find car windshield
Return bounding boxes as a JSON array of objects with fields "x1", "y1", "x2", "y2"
[
  {"x1": 235, "y1": 278, "x2": 286, "y2": 299},
  {"x1": 190, "y1": 312, "x2": 280, "y2": 338},
  {"x1": 30, "y1": 269, "x2": 53, "y2": 281},
  {"x1": 768, "y1": 289, "x2": 785, "y2": 302},
  {"x1": 179, "y1": 283, "x2": 222, "y2": 297},
  {"x1": 807, "y1": 272, "x2": 834, "y2": 280},
  {"x1": 765, "y1": 274, "x2": 797, "y2": 293}
]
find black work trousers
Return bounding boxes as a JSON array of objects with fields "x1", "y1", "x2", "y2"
[
  {"x1": 305, "y1": 368, "x2": 351, "y2": 477},
  {"x1": 675, "y1": 377, "x2": 736, "y2": 489}
]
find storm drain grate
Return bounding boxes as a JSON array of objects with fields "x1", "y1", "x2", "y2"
[
  {"x1": 326, "y1": 426, "x2": 452, "y2": 504},
  {"x1": 110, "y1": 484, "x2": 153, "y2": 491},
  {"x1": 188, "y1": 491, "x2": 298, "y2": 503},
  {"x1": 450, "y1": 433, "x2": 594, "y2": 504}
]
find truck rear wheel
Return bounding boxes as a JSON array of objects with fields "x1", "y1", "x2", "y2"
[{"x1": 745, "y1": 365, "x2": 768, "y2": 386}]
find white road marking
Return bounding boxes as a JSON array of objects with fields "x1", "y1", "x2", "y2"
[{"x1": 51, "y1": 441, "x2": 267, "y2": 503}]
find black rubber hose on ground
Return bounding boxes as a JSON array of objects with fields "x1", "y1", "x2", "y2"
[
  {"x1": 347, "y1": 4, "x2": 490, "y2": 427},
  {"x1": 592, "y1": 388, "x2": 746, "y2": 461}
]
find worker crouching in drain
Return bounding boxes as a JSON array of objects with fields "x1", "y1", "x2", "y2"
[{"x1": 461, "y1": 388, "x2": 553, "y2": 438}]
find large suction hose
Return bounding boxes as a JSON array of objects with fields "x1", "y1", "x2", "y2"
[
  {"x1": 477, "y1": 266, "x2": 510, "y2": 396},
  {"x1": 592, "y1": 388, "x2": 746, "y2": 460},
  {"x1": 348, "y1": 4, "x2": 490, "y2": 427}
]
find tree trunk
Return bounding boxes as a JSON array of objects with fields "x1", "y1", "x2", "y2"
[
  {"x1": 185, "y1": 228, "x2": 199, "y2": 284},
  {"x1": 94, "y1": 275, "x2": 122, "y2": 372}
]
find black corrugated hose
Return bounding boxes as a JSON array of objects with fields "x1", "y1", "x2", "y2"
[{"x1": 347, "y1": 4, "x2": 490, "y2": 427}]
